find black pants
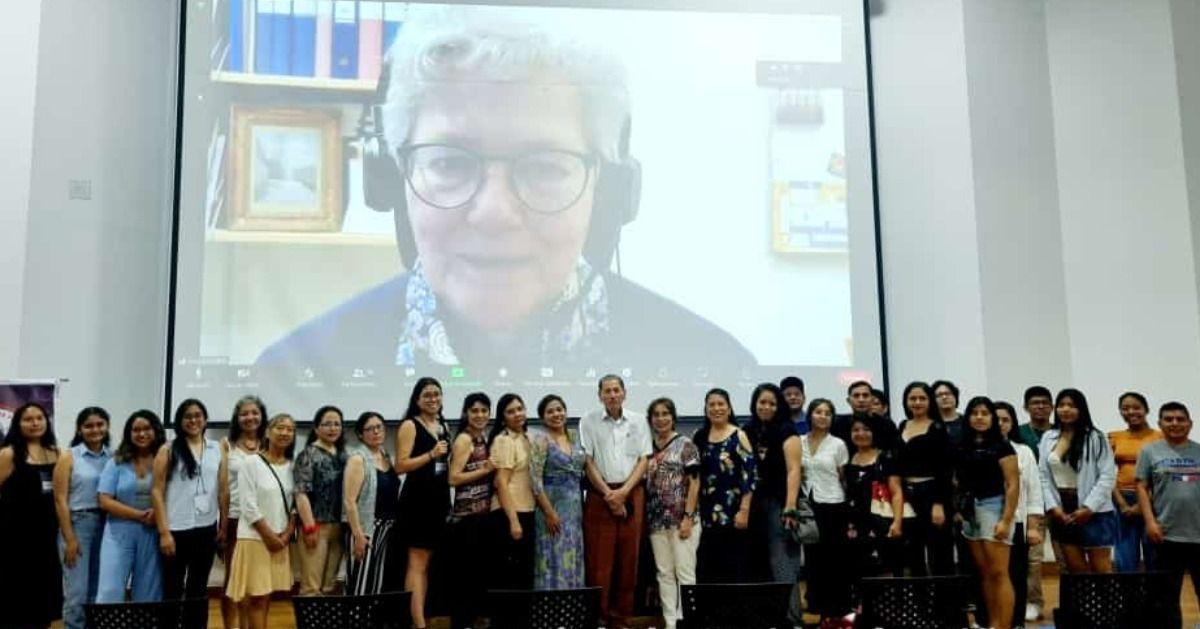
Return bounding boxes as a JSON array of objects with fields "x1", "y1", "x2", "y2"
[
  {"x1": 489, "y1": 510, "x2": 535, "y2": 591},
  {"x1": 804, "y1": 502, "x2": 852, "y2": 617},
  {"x1": 697, "y1": 526, "x2": 751, "y2": 584},
  {"x1": 448, "y1": 514, "x2": 492, "y2": 628},
  {"x1": 1157, "y1": 540, "x2": 1200, "y2": 629},
  {"x1": 1008, "y1": 522, "x2": 1028, "y2": 627},
  {"x1": 161, "y1": 524, "x2": 217, "y2": 601},
  {"x1": 902, "y1": 480, "x2": 954, "y2": 576}
]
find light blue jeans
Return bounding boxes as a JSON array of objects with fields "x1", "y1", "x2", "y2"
[
  {"x1": 96, "y1": 522, "x2": 163, "y2": 603},
  {"x1": 60, "y1": 510, "x2": 105, "y2": 629}
]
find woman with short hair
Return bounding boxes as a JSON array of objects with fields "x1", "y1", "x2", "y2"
[
  {"x1": 52, "y1": 407, "x2": 113, "y2": 629},
  {"x1": 489, "y1": 393, "x2": 537, "y2": 591},
  {"x1": 645, "y1": 397, "x2": 701, "y2": 629},
  {"x1": 0, "y1": 402, "x2": 63, "y2": 628},
  {"x1": 96, "y1": 410, "x2": 168, "y2": 603},
  {"x1": 225, "y1": 413, "x2": 297, "y2": 629},
  {"x1": 344, "y1": 411, "x2": 400, "y2": 595}
]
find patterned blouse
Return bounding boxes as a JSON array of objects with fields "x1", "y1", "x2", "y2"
[
  {"x1": 452, "y1": 432, "x2": 492, "y2": 518},
  {"x1": 646, "y1": 434, "x2": 701, "y2": 532},
  {"x1": 698, "y1": 429, "x2": 758, "y2": 528},
  {"x1": 294, "y1": 444, "x2": 347, "y2": 523}
]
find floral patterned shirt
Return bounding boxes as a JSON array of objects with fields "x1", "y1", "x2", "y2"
[
  {"x1": 698, "y1": 429, "x2": 758, "y2": 528},
  {"x1": 646, "y1": 434, "x2": 701, "y2": 531},
  {"x1": 294, "y1": 444, "x2": 347, "y2": 523}
]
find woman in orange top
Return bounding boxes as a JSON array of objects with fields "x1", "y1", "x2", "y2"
[{"x1": 1108, "y1": 391, "x2": 1161, "y2": 572}]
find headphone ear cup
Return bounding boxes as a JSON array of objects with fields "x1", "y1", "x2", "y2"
[
  {"x1": 584, "y1": 158, "x2": 641, "y2": 271},
  {"x1": 361, "y1": 138, "x2": 418, "y2": 267}
]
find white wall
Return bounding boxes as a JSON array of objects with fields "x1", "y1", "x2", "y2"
[
  {"x1": 0, "y1": 1, "x2": 42, "y2": 376},
  {"x1": 17, "y1": 0, "x2": 178, "y2": 439},
  {"x1": 8, "y1": 0, "x2": 1200, "y2": 441}
]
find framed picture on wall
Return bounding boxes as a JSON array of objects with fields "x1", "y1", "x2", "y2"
[{"x1": 228, "y1": 106, "x2": 343, "y2": 231}]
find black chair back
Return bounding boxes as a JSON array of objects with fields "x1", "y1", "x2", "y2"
[
  {"x1": 84, "y1": 598, "x2": 208, "y2": 629},
  {"x1": 678, "y1": 582, "x2": 794, "y2": 629},
  {"x1": 1053, "y1": 571, "x2": 1177, "y2": 628},
  {"x1": 486, "y1": 587, "x2": 601, "y2": 629},
  {"x1": 855, "y1": 575, "x2": 970, "y2": 629},
  {"x1": 292, "y1": 591, "x2": 413, "y2": 629}
]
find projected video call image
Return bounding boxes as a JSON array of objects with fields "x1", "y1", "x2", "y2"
[{"x1": 172, "y1": 1, "x2": 882, "y2": 416}]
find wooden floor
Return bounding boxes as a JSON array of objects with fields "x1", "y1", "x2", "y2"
[
  {"x1": 201, "y1": 574, "x2": 1197, "y2": 628},
  {"x1": 48, "y1": 574, "x2": 1199, "y2": 628}
]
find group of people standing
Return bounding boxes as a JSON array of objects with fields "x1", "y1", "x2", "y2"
[{"x1": 2, "y1": 375, "x2": 1200, "y2": 629}]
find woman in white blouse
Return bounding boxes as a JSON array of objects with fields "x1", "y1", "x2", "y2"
[
  {"x1": 996, "y1": 401, "x2": 1044, "y2": 628},
  {"x1": 225, "y1": 414, "x2": 296, "y2": 629},
  {"x1": 800, "y1": 398, "x2": 852, "y2": 622}
]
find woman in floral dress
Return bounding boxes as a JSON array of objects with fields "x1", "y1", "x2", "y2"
[
  {"x1": 530, "y1": 394, "x2": 587, "y2": 589},
  {"x1": 694, "y1": 388, "x2": 758, "y2": 584}
]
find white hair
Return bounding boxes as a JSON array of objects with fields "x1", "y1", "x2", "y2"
[{"x1": 381, "y1": 5, "x2": 631, "y2": 162}]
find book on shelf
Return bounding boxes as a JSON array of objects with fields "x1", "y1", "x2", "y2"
[{"x1": 221, "y1": 0, "x2": 401, "y2": 84}]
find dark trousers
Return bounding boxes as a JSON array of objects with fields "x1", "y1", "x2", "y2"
[
  {"x1": 1157, "y1": 540, "x2": 1200, "y2": 629},
  {"x1": 161, "y1": 524, "x2": 217, "y2": 601},
  {"x1": 696, "y1": 526, "x2": 751, "y2": 584},
  {"x1": 490, "y1": 510, "x2": 535, "y2": 591},
  {"x1": 902, "y1": 481, "x2": 954, "y2": 576},
  {"x1": 584, "y1": 485, "x2": 645, "y2": 626},
  {"x1": 805, "y1": 502, "x2": 852, "y2": 618},
  {"x1": 448, "y1": 514, "x2": 491, "y2": 629},
  {"x1": 1008, "y1": 522, "x2": 1028, "y2": 627}
]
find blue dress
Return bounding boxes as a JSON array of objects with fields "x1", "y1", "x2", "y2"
[{"x1": 530, "y1": 429, "x2": 586, "y2": 590}]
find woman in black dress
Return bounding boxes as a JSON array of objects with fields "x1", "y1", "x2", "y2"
[
  {"x1": 394, "y1": 377, "x2": 451, "y2": 629},
  {"x1": 0, "y1": 402, "x2": 63, "y2": 628}
]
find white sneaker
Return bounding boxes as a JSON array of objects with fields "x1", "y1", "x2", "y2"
[{"x1": 1025, "y1": 603, "x2": 1041, "y2": 622}]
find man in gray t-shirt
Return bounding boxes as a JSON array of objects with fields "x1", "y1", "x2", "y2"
[{"x1": 1136, "y1": 401, "x2": 1200, "y2": 627}]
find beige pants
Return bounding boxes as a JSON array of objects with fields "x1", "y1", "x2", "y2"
[
  {"x1": 1027, "y1": 517, "x2": 1047, "y2": 607},
  {"x1": 298, "y1": 523, "x2": 345, "y2": 595},
  {"x1": 649, "y1": 524, "x2": 702, "y2": 629}
]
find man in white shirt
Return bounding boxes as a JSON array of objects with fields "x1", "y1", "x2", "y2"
[{"x1": 580, "y1": 375, "x2": 652, "y2": 629}]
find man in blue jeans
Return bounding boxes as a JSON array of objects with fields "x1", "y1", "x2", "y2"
[{"x1": 1136, "y1": 401, "x2": 1200, "y2": 628}]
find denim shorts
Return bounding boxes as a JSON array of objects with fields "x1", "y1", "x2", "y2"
[
  {"x1": 1050, "y1": 489, "x2": 1118, "y2": 548},
  {"x1": 960, "y1": 495, "x2": 1014, "y2": 545}
]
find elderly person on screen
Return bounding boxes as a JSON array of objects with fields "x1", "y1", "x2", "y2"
[{"x1": 257, "y1": 7, "x2": 753, "y2": 375}]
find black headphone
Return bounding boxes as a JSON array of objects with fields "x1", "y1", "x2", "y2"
[{"x1": 359, "y1": 63, "x2": 642, "y2": 272}]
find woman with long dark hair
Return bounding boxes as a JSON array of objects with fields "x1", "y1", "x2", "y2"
[
  {"x1": 955, "y1": 397, "x2": 1019, "y2": 629},
  {"x1": 0, "y1": 402, "x2": 62, "y2": 628},
  {"x1": 394, "y1": 378, "x2": 451, "y2": 628},
  {"x1": 52, "y1": 407, "x2": 112, "y2": 629},
  {"x1": 896, "y1": 381, "x2": 955, "y2": 575},
  {"x1": 447, "y1": 392, "x2": 495, "y2": 629},
  {"x1": 96, "y1": 410, "x2": 167, "y2": 603},
  {"x1": 695, "y1": 388, "x2": 757, "y2": 584},
  {"x1": 488, "y1": 393, "x2": 537, "y2": 590},
  {"x1": 995, "y1": 400, "x2": 1044, "y2": 629},
  {"x1": 152, "y1": 398, "x2": 222, "y2": 601},
  {"x1": 530, "y1": 394, "x2": 586, "y2": 590},
  {"x1": 217, "y1": 395, "x2": 267, "y2": 628},
  {"x1": 344, "y1": 411, "x2": 400, "y2": 595},
  {"x1": 225, "y1": 413, "x2": 297, "y2": 629},
  {"x1": 1037, "y1": 388, "x2": 1117, "y2": 573},
  {"x1": 295, "y1": 405, "x2": 348, "y2": 595},
  {"x1": 744, "y1": 384, "x2": 803, "y2": 623}
]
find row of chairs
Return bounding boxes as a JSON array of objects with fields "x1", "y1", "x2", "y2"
[{"x1": 83, "y1": 572, "x2": 1178, "y2": 628}]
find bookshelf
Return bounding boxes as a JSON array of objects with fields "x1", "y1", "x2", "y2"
[{"x1": 210, "y1": 70, "x2": 377, "y2": 93}]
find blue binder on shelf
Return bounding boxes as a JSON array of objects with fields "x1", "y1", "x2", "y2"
[
  {"x1": 229, "y1": 0, "x2": 245, "y2": 71},
  {"x1": 270, "y1": 0, "x2": 293, "y2": 75},
  {"x1": 290, "y1": 0, "x2": 317, "y2": 77},
  {"x1": 253, "y1": 0, "x2": 274, "y2": 74},
  {"x1": 331, "y1": 0, "x2": 358, "y2": 79},
  {"x1": 383, "y1": 2, "x2": 404, "y2": 53}
]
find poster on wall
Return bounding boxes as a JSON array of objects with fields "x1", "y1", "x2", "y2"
[{"x1": 0, "y1": 380, "x2": 57, "y2": 439}]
